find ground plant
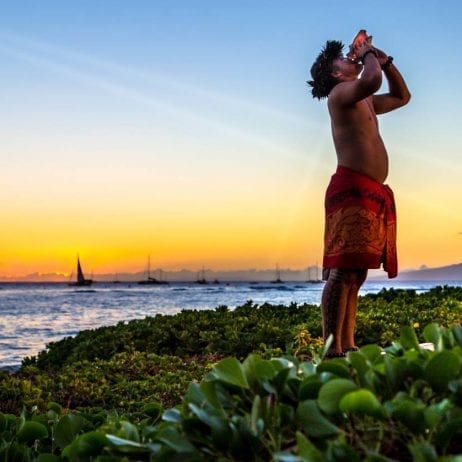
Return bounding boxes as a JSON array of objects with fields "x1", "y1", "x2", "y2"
[{"x1": 0, "y1": 286, "x2": 461, "y2": 460}]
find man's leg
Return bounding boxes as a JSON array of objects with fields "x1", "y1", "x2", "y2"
[
  {"x1": 321, "y1": 269, "x2": 366, "y2": 355},
  {"x1": 341, "y1": 269, "x2": 367, "y2": 351}
]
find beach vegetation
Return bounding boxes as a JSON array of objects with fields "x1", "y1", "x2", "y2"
[{"x1": 0, "y1": 286, "x2": 461, "y2": 460}]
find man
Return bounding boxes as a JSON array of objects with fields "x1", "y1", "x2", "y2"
[{"x1": 308, "y1": 35, "x2": 411, "y2": 357}]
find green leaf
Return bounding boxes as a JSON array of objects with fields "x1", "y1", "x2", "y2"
[
  {"x1": 359, "y1": 345, "x2": 383, "y2": 363},
  {"x1": 54, "y1": 413, "x2": 85, "y2": 449},
  {"x1": 299, "y1": 377, "x2": 323, "y2": 400},
  {"x1": 318, "y1": 379, "x2": 358, "y2": 415},
  {"x1": 384, "y1": 356, "x2": 408, "y2": 392},
  {"x1": 296, "y1": 431, "x2": 324, "y2": 462},
  {"x1": 17, "y1": 421, "x2": 48, "y2": 443},
  {"x1": 143, "y1": 403, "x2": 163, "y2": 420},
  {"x1": 47, "y1": 402, "x2": 62, "y2": 414},
  {"x1": 74, "y1": 431, "x2": 108, "y2": 457},
  {"x1": 156, "y1": 425, "x2": 197, "y2": 453},
  {"x1": 425, "y1": 351, "x2": 461, "y2": 392},
  {"x1": 296, "y1": 400, "x2": 339, "y2": 438},
  {"x1": 347, "y1": 352, "x2": 369, "y2": 382},
  {"x1": 408, "y1": 441, "x2": 437, "y2": 462},
  {"x1": 211, "y1": 357, "x2": 249, "y2": 389},
  {"x1": 317, "y1": 361, "x2": 350, "y2": 378},
  {"x1": 423, "y1": 323, "x2": 442, "y2": 351},
  {"x1": 389, "y1": 399, "x2": 426, "y2": 433},
  {"x1": 451, "y1": 324, "x2": 462, "y2": 347},
  {"x1": 424, "y1": 399, "x2": 451, "y2": 429},
  {"x1": 339, "y1": 389, "x2": 384, "y2": 418},
  {"x1": 162, "y1": 408, "x2": 182, "y2": 423},
  {"x1": 250, "y1": 395, "x2": 263, "y2": 436},
  {"x1": 106, "y1": 434, "x2": 149, "y2": 452},
  {"x1": 400, "y1": 326, "x2": 420, "y2": 350}
]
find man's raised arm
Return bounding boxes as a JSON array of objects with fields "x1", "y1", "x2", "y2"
[{"x1": 373, "y1": 47, "x2": 411, "y2": 114}]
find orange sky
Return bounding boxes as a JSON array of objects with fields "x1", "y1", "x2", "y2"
[{"x1": 1, "y1": 3, "x2": 461, "y2": 280}]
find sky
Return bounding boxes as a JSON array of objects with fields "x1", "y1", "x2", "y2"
[{"x1": 1, "y1": 0, "x2": 461, "y2": 279}]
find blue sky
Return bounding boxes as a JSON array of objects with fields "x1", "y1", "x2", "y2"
[{"x1": 0, "y1": 1, "x2": 461, "y2": 276}]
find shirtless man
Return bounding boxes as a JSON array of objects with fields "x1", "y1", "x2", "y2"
[{"x1": 308, "y1": 36, "x2": 411, "y2": 357}]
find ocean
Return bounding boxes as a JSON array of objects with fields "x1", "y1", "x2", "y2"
[{"x1": 1, "y1": 280, "x2": 461, "y2": 369}]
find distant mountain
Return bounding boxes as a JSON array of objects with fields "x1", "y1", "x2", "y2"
[{"x1": 372, "y1": 263, "x2": 462, "y2": 281}]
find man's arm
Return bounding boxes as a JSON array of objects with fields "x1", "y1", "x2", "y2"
[
  {"x1": 330, "y1": 42, "x2": 382, "y2": 107},
  {"x1": 372, "y1": 47, "x2": 411, "y2": 114}
]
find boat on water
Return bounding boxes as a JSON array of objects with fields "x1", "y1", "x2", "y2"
[
  {"x1": 138, "y1": 256, "x2": 169, "y2": 285},
  {"x1": 196, "y1": 268, "x2": 208, "y2": 284},
  {"x1": 307, "y1": 264, "x2": 323, "y2": 284},
  {"x1": 68, "y1": 257, "x2": 93, "y2": 287},
  {"x1": 271, "y1": 264, "x2": 283, "y2": 284}
]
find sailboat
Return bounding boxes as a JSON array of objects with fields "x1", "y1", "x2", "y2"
[
  {"x1": 196, "y1": 268, "x2": 207, "y2": 284},
  {"x1": 271, "y1": 264, "x2": 283, "y2": 284},
  {"x1": 138, "y1": 256, "x2": 168, "y2": 285},
  {"x1": 306, "y1": 263, "x2": 323, "y2": 284},
  {"x1": 68, "y1": 256, "x2": 93, "y2": 287}
]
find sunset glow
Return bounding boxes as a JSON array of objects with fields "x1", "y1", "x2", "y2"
[{"x1": 1, "y1": 1, "x2": 461, "y2": 280}]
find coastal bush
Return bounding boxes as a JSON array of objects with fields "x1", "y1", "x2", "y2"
[
  {"x1": 1, "y1": 323, "x2": 462, "y2": 460},
  {"x1": 0, "y1": 352, "x2": 218, "y2": 415},
  {"x1": 23, "y1": 286, "x2": 462, "y2": 372}
]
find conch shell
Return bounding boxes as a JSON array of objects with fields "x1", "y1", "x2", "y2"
[{"x1": 347, "y1": 29, "x2": 372, "y2": 61}]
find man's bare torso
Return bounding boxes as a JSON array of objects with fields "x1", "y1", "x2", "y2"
[{"x1": 328, "y1": 95, "x2": 388, "y2": 183}]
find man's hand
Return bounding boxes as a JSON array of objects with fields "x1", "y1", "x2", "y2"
[
  {"x1": 353, "y1": 40, "x2": 375, "y2": 61},
  {"x1": 372, "y1": 46, "x2": 389, "y2": 67}
]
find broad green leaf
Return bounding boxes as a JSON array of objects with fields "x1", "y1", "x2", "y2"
[
  {"x1": 408, "y1": 441, "x2": 437, "y2": 462},
  {"x1": 142, "y1": 403, "x2": 162, "y2": 420},
  {"x1": 250, "y1": 395, "x2": 263, "y2": 436},
  {"x1": 327, "y1": 439, "x2": 360, "y2": 461},
  {"x1": 296, "y1": 400, "x2": 339, "y2": 438},
  {"x1": 106, "y1": 434, "x2": 146, "y2": 448},
  {"x1": 242, "y1": 353, "x2": 263, "y2": 387},
  {"x1": 296, "y1": 431, "x2": 324, "y2": 462},
  {"x1": 318, "y1": 378, "x2": 358, "y2": 415},
  {"x1": 116, "y1": 421, "x2": 140, "y2": 442},
  {"x1": 156, "y1": 425, "x2": 197, "y2": 453},
  {"x1": 17, "y1": 421, "x2": 48, "y2": 443},
  {"x1": 424, "y1": 399, "x2": 451, "y2": 429},
  {"x1": 54, "y1": 414, "x2": 85, "y2": 449},
  {"x1": 347, "y1": 352, "x2": 369, "y2": 381},
  {"x1": 47, "y1": 402, "x2": 62, "y2": 414},
  {"x1": 390, "y1": 399, "x2": 426, "y2": 433},
  {"x1": 299, "y1": 377, "x2": 323, "y2": 400},
  {"x1": 162, "y1": 408, "x2": 182, "y2": 423},
  {"x1": 425, "y1": 351, "x2": 461, "y2": 392},
  {"x1": 74, "y1": 431, "x2": 108, "y2": 457},
  {"x1": 317, "y1": 361, "x2": 350, "y2": 378},
  {"x1": 211, "y1": 357, "x2": 249, "y2": 389},
  {"x1": 339, "y1": 389, "x2": 384, "y2": 418},
  {"x1": 359, "y1": 345, "x2": 383, "y2": 363},
  {"x1": 451, "y1": 324, "x2": 462, "y2": 347},
  {"x1": 423, "y1": 323, "x2": 442, "y2": 351},
  {"x1": 255, "y1": 360, "x2": 278, "y2": 381},
  {"x1": 400, "y1": 326, "x2": 420, "y2": 350},
  {"x1": 384, "y1": 356, "x2": 408, "y2": 391}
]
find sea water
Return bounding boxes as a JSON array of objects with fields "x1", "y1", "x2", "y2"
[{"x1": 0, "y1": 280, "x2": 461, "y2": 369}]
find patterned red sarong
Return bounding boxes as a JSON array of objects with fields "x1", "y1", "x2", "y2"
[{"x1": 323, "y1": 165, "x2": 397, "y2": 278}]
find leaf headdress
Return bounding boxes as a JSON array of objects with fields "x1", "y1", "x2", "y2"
[{"x1": 308, "y1": 40, "x2": 344, "y2": 100}]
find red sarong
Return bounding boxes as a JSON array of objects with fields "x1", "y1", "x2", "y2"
[{"x1": 323, "y1": 165, "x2": 397, "y2": 278}]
